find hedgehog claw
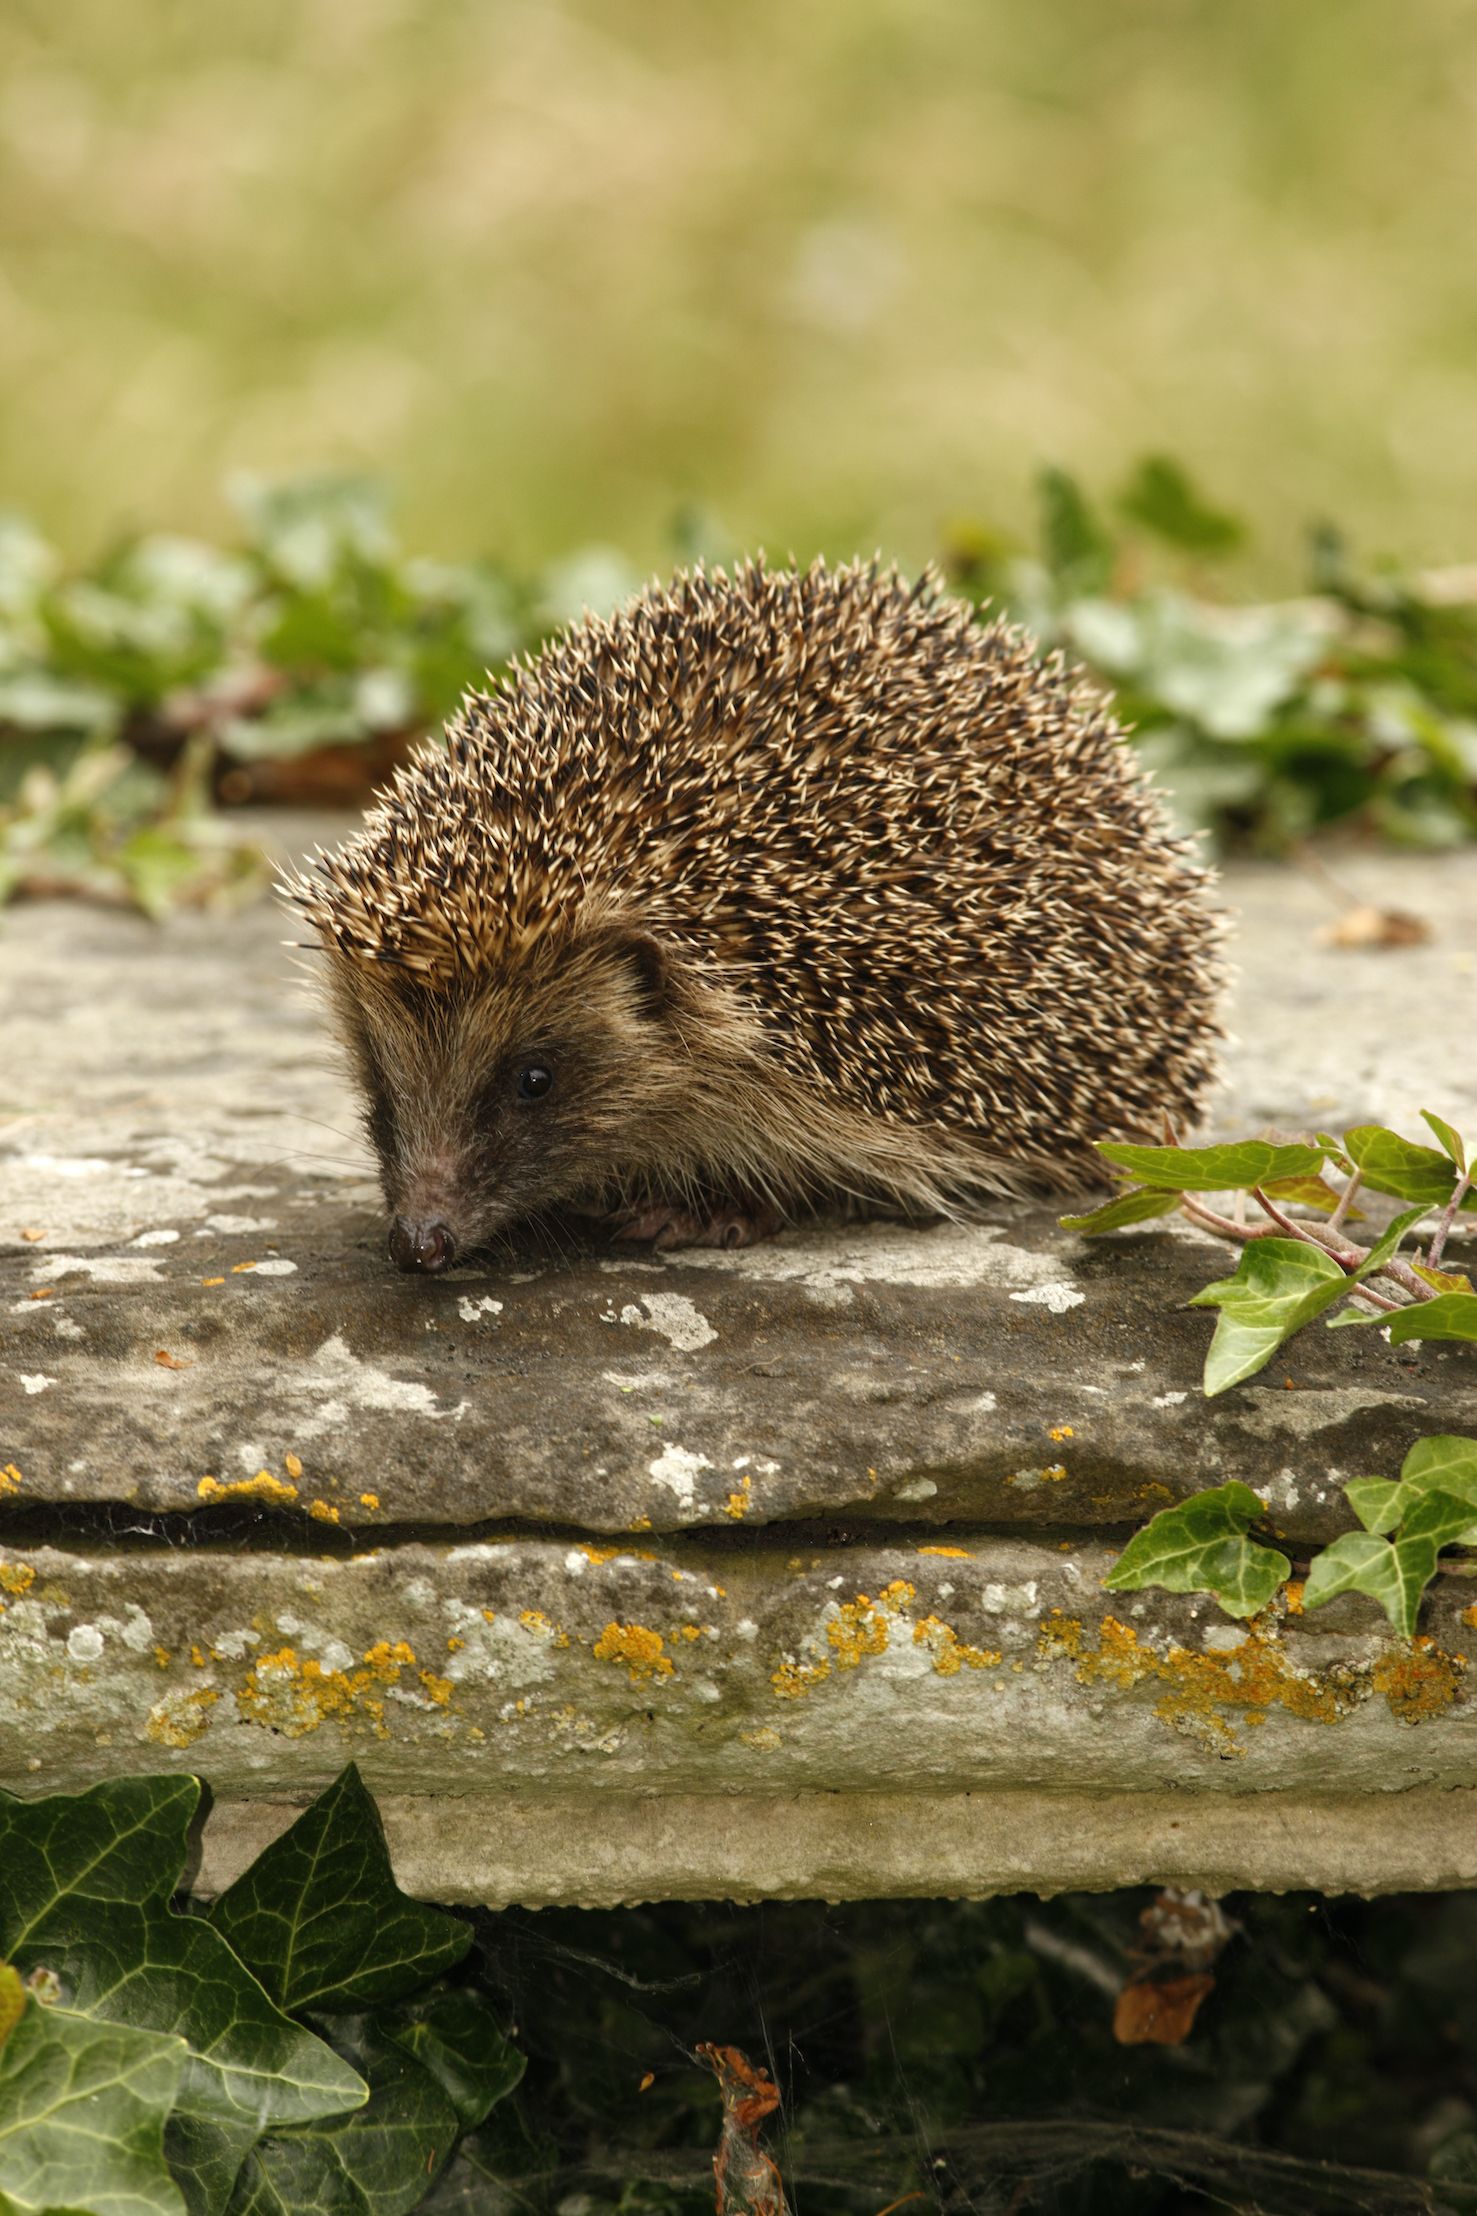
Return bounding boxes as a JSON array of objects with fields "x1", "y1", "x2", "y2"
[{"x1": 611, "y1": 1201, "x2": 782, "y2": 1252}]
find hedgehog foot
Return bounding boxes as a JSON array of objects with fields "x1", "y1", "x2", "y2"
[{"x1": 610, "y1": 1199, "x2": 783, "y2": 1252}]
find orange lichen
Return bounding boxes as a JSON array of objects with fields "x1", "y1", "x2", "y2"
[
  {"x1": 230, "y1": 1261, "x2": 257, "y2": 1274},
  {"x1": 419, "y1": 1670, "x2": 454, "y2": 1706},
  {"x1": 200, "y1": 1277, "x2": 226, "y2": 1288},
  {"x1": 826, "y1": 1579, "x2": 916, "y2": 1669},
  {"x1": 197, "y1": 1471, "x2": 298, "y2": 1507},
  {"x1": 912, "y1": 1616, "x2": 1003, "y2": 1675},
  {"x1": 628, "y1": 1516, "x2": 653, "y2": 1532},
  {"x1": 153, "y1": 1646, "x2": 171, "y2": 1669},
  {"x1": 236, "y1": 1639, "x2": 420, "y2": 1739},
  {"x1": 577, "y1": 1544, "x2": 622, "y2": 1564},
  {"x1": 518, "y1": 1609, "x2": 569, "y2": 1648},
  {"x1": 724, "y1": 1476, "x2": 752, "y2": 1520},
  {"x1": 1372, "y1": 1638, "x2": 1466, "y2": 1724},
  {"x1": 1037, "y1": 1609, "x2": 1368, "y2": 1756},
  {"x1": 308, "y1": 1499, "x2": 340, "y2": 1525},
  {"x1": 358, "y1": 1493, "x2": 380, "y2": 1511},
  {"x1": 284, "y1": 1451, "x2": 304, "y2": 1480},
  {"x1": 0, "y1": 1562, "x2": 35, "y2": 1597},
  {"x1": 0, "y1": 1465, "x2": 22, "y2": 1496},
  {"x1": 917, "y1": 1545, "x2": 974, "y2": 1559},
  {"x1": 679, "y1": 1623, "x2": 703, "y2": 1642},
  {"x1": 593, "y1": 1622, "x2": 674, "y2": 1682},
  {"x1": 1048, "y1": 1424, "x2": 1075, "y2": 1442},
  {"x1": 771, "y1": 1658, "x2": 831, "y2": 1699},
  {"x1": 145, "y1": 1687, "x2": 220, "y2": 1748},
  {"x1": 1463, "y1": 1603, "x2": 1477, "y2": 1632}
]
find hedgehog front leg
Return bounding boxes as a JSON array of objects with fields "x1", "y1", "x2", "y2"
[{"x1": 609, "y1": 1198, "x2": 784, "y2": 1252}]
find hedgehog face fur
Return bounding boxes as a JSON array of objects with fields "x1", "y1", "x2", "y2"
[{"x1": 285, "y1": 559, "x2": 1222, "y2": 1272}]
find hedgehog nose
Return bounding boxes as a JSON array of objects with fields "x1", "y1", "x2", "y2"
[{"x1": 389, "y1": 1216, "x2": 457, "y2": 1274}]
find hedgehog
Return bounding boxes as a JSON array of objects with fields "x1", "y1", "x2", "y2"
[{"x1": 283, "y1": 559, "x2": 1220, "y2": 1273}]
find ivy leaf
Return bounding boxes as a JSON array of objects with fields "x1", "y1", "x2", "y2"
[
  {"x1": 1397, "y1": 1434, "x2": 1477, "y2": 1509},
  {"x1": 1343, "y1": 1125, "x2": 1476, "y2": 1209},
  {"x1": 1412, "y1": 1263, "x2": 1474, "y2": 1294},
  {"x1": 1103, "y1": 1480, "x2": 1289, "y2": 1619},
  {"x1": 208, "y1": 1765, "x2": 471, "y2": 2016},
  {"x1": 1354, "y1": 1202, "x2": 1430, "y2": 1278},
  {"x1": 1118, "y1": 455, "x2": 1244, "y2": 559},
  {"x1": 1059, "y1": 1187, "x2": 1183, "y2": 1235},
  {"x1": 1421, "y1": 1111, "x2": 1468, "y2": 1172},
  {"x1": 1188, "y1": 1238, "x2": 1348, "y2": 1395},
  {"x1": 1038, "y1": 467, "x2": 1115, "y2": 595},
  {"x1": 0, "y1": 1995, "x2": 188, "y2": 2216},
  {"x1": 0, "y1": 1777, "x2": 366, "y2": 2216},
  {"x1": 1303, "y1": 1487, "x2": 1477, "y2": 1638},
  {"x1": 225, "y1": 2021, "x2": 459, "y2": 2216},
  {"x1": 1343, "y1": 1477, "x2": 1404, "y2": 1534},
  {"x1": 1096, "y1": 1140, "x2": 1325, "y2": 1192},
  {"x1": 1387, "y1": 1291, "x2": 1477, "y2": 1345},
  {"x1": 1260, "y1": 1171, "x2": 1363, "y2": 1219},
  {"x1": 1302, "y1": 1531, "x2": 1434, "y2": 1639},
  {"x1": 378, "y1": 1989, "x2": 524, "y2": 2134}
]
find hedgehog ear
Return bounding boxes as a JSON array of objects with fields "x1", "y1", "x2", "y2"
[{"x1": 599, "y1": 924, "x2": 672, "y2": 1021}]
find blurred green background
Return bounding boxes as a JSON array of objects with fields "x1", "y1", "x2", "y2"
[{"x1": 3, "y1": 0, "x2": 1475, "y2": 580}]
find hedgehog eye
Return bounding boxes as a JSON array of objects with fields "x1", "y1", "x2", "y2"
[{"x1": 516, "y1": 1064, "x2": 554, "y2": 1103}]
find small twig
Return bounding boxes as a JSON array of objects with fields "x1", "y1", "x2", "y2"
[{"x1": 1427, "y1": 1165, "x2": 1474, "y2": 1270}]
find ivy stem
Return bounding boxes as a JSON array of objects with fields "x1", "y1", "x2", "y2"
[
  {"x1": 1250, "y1": 1187, "x2": 1364, "y2": 1268},
  {"x1": 1327, "y1": 1168, "x2": 1363, "y2": 1235},
  {"x1": 1427, "y1": 1165, "x2": 1473, "y2": 1270}
]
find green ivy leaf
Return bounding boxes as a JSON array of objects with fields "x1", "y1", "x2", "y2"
[
  {"x1": 1260, "y1": 1171, "x2": 1363, "y2": 1218},
  {"x1": 1118, "y1": 455, "x2": 1244, "y2": 558},
  {"x1": 0, "y1": 1777, "x2": 366, "y2": 2216},
  {"x1": 1037, "y1": 467, "x2": 1115, "y2": 595},
  {"x1": 1387, "y1": 1291, "x2": 1477, "y2": 1345},
  {"x1": 1103, "y1": 1480, "x2": 1289, "y2": 1619},
  {"x1": 1188, "y1": 1238, "x2": 1348, "y2": 1395},
  {"x1": 0, "y1": 1996, "x2": 188, "y2": 2216},
  {"x1": 1302, "y1": 1531, "x2": 1433, "y2": 1639},
  {"x1": 1302, "y1": 1485, "x2": 1476, "y2": 1638},
  {"x1": 1343, "y1": 1125, "x2": 1475, "y2": 1209},
  {"x1": 1058, "y1": 1187, "x2": 1183, "y2": 1235},
  {"x1": 1343, "y1": 1477, "x2": 1404, "y2": 1534},
  {"x1": 1096, "y1": 1140, "x2": 1326, "y2": 1191},
  {"x1": 225, "y1": 2022, "x2": 459, "y2": 2216},
  {"x1": 1354, "y1": 1202, "x2": 1430, "y2": 1278},
  {"x1": 1422, "y1": 1111, "x2": 1468, "y2": 1173},
  {"x1": 379, "y1": 1989, "x2": 524, "y2": 2135},
  {"x1": 208, "y1": 1765, "x2": 471, "y2": 2016}
]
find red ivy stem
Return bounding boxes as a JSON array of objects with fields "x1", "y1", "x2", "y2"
[
  {"x1": 1326, "y1": 1168, "x2": 1363, "y2": 1235},
  {"x1": 1427, "y1": 1165, "x2": 1474, "y2": 1270}
]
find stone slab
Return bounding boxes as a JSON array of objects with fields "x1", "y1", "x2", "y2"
[
  {"x1": 3, "y1": 1536, "x2": 1473, "y2": 1802},
  {"x1": 3, "y1": 837, "x2": 1475, "y2": 1539},
  {"x1": 191, "y1": 1786, "x2": 1477, "y2": 1906}
]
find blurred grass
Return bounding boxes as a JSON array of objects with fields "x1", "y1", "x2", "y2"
[{"x1": 2, "y1": 0, "x2": 1476, "y2": 578}]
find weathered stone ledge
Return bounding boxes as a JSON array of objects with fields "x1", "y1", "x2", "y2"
[
  {"x1": 4, "y1": 1537, "x2": 1473, "y2": 1805},
  {"x1": 4, "y1": 835, "x2": 1477, "y2": 1900},
  {"x1": 192, "y1": 1786, "x2": 1477, "y2": 1906}
]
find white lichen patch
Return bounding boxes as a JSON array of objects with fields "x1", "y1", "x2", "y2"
[
  {"x1": 647, "y1": 1443, "x2": 714, "y2": 1503},
  {"x1": 1008, "y1": 1283, "x2": 1085, "y2": 1315},
  {"x1": 36, "y1": 1253, "x2": 166, "y2": 1285},
  {"x1": 131, "y1": 1229, "x2": 180, "y2": 1247},
  {"x1": 458, "y1": 1296, "x2": 504, "y2": 1323},
  {"x1": 66, "y1": 1624, "x2": 105, "y2": 1662},
  {"x1": 894, "y1": 1478, "x2": 937, "y2": 1501},
  {"x1": 281, "y1": 1333, "x2": 469, "y2": 1438},
  {"x1": 203, "y1": 1214, "x2": 277, "y2": 1235},
  {"x1": 246, "y1": 1258, "x2": 297, "y2": 1277},
  {"x1": 1152, "y1": 1390, "x2": 1189, "y2": 1408},
  {"x1": 614, "y1": 1293, "x2": 717, "y2": 1352},
  {"x1": 1237, "y1": 1385, "x2": 1417, "y2": 1438},
  {"x1": 18, "y1": 1374, "x2": 56, "y2": 1394},
  {"x1": 672, "y1": 1221, "x2": 1075, "y2": 1300}
]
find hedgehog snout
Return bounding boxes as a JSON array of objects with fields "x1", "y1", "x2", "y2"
[{"x1": 389, "y1": 1216, "x2": 458, "y2": 1274}]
